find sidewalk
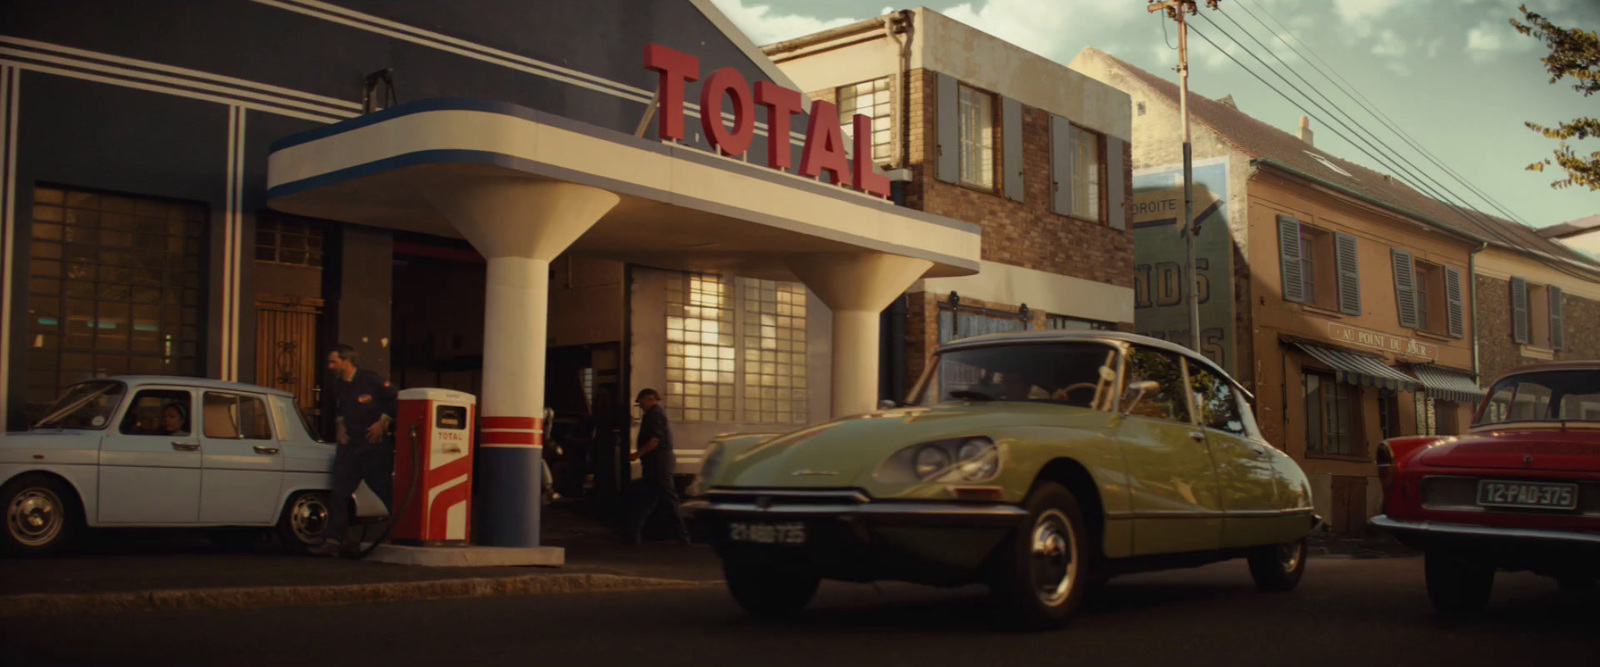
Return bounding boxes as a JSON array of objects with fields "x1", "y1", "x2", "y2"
[
  {"x1": 0, "y1": 503, "x2": 724, "y2": 617},
  {"x1": 1306, "y1": 529, "x2": 1419, "y2": 559}
]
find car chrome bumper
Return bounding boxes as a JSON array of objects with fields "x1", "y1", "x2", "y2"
[
  {"x1": 682, "y1": 498, "x2": 1029, "y2": 528},
  {"x1": 1370, "y1": 515, "x2": 1600, "y2": 547}
]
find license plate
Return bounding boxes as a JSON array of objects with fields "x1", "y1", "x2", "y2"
[
  {"x1": 1476, "y1": 480, "x2": 1579, "y2": 510},
  {"x1": 728, "y1": 521, "x2": 807, "y2": 545}
]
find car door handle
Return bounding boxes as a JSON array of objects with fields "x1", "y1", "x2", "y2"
[
  {"x1": 253, "y1": 445, "x2": 280, "y2": 455},
  {"x1": 171, "y1": 441, "x2": 200, "y2": 451}
]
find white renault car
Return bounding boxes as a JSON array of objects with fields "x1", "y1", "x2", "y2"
[{"x1": 1, "y1": 377, "x2": 346, "y2": 555}]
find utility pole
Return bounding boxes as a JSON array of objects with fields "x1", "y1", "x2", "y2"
[{"x1": 1148, "y1": 0, "x2": 1220, "y2": 353}]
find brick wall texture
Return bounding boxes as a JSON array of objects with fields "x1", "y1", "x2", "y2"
[
  {"x1": 1475, "y1": 275, "x2": 1600, "y2": 383},
  {"x1": 903, "y1": 69, "x2": 1134, "y2": 288}
]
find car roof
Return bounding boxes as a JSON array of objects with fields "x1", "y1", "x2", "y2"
[
  {"x1": 934, "y1": 329, "x2": 1252, "y2": 400},
  {"x1": 75, "y1": 376, "x2": 297, "y2": 398},
  {"x1": 1499, "y1": 360, "x2": 1600, "y2": 375}
]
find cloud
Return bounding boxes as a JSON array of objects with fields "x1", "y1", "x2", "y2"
[
  {"x1": 709, "y1": 0, "x2": 864, "y2": 46},
  {"x1": 1331, "y1": 0, "x2": 1402, "y2": 36},
  {"x1": 1466, "y1": 21, "x2": 1508, "y2": 63},
  {"x1": 938, "y1": 0, "x2": 1137, "y2": 63}
]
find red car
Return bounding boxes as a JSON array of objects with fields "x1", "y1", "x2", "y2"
[{"x1": 1371, "y1": 361, "x2": 1600, "y2": 612}]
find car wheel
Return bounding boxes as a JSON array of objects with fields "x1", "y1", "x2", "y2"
[
  {"x1": 991, "y1": 482, "x2": 1094, "y2": 630},
  {"x1": 1425, "y1": 550, "x2": 1494, "y2": 613},
  {"x1": 1556, "y1": 575, "x2": 1595, "y2": 593},
  {"x1": 2, "y1": 473, "x2": 82, "y2": 556},
  {"x1": 275, "y1": 491, "x2": 331, "y2": 554},
  {"x1": 723, "y1": 560, "x2": 820, "y2": 617},
  {"x1": 1247, "y1": 538, "x2": 1308, "y2": 592}
]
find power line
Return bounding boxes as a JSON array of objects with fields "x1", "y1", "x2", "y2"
[
  {"x1": 1185, "y1": 20, "x2": 1600, "y2": 282},
  {"x1": 1200, "y1": 9, "x2": 1532, "y2": 246},
  {"x1": 1232, "y1": 0, "x2": 1532, "y2": 228}
]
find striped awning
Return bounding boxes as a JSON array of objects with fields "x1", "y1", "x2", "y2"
[
  {"x1": 1293, "y1": 343, "x2": 1420, "y2": 393},
  {"x1": 1409, "y1": 365, "x2": 1485, "y2": 405}
]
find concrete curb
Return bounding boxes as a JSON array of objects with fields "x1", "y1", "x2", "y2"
[{"x1": 0, "y1": 574, "x2": 719, "y2": 617}]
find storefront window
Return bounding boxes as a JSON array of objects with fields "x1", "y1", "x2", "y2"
[
  {"x1": 742, "y1": 279, "x2": 808, "y2": 425},
  {"x1": 665, "y1": 273, "x2": 809, "y2": 424},
  {"x1": 665, "y1": 273, "x2": 735, "y2": 422},
  {"x1": 255, "y1": 216, "x2": 324, "y2": 267},
  {"x1": 1304, "y1": 371, "x2": 1358, "y2": 457},
  {"x1": 25, "y1": 186, "x2": 206, "y2": 423}
]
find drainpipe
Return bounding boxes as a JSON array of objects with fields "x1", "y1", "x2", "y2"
[
  {"x1": 884, "y1": 9, "x2": 914, "y2": 170},
  {"x1": 1469, "y1": 240, "x2": 1489, "y2": 381}
]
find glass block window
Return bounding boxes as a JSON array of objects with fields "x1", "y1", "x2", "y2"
[
  {"x1": 255, "y1": 216, "x2": 323, "y2": 267},
  {"x1": 665, "y1": 273, "x2": 736, "y2": 422},
  {"x1": 26, "y1": 186, "x2": 206, "y2": 423},
  {"x1": 743, "y1": 279, "x2": 808, "y2": 424},
  {"x1": 837, "y1": 77, "x2": 892, "y2": 163}
]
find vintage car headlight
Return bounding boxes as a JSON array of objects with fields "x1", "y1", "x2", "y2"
[{"x1": 876, "y1": 437, "x2": 1000, "y2": 483}]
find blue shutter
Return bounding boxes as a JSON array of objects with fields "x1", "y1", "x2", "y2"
[
  {"x1": 1278, "y1": 215, "x2": 1304, "y2": 303},
  {"x1": 1002, "y1": 97, "x2": 1024, "y2": 202},
  {"x1": 1510, "y1": 276, "x2": 1529, "y2": 344},
  {"x1": 1334, "y1": 232, "x2": 1361, "y2": 315},
  {"x1": 1107, "y1": 136, "x2": 1127, "y2": 230},
  {"x1": 1392, "y1": 249, "x2": 1418, "y2": 329},
  {"x1": 936, "y1": 74, "x2": 958, "y2": 184},
  {"x1": 1444, "y1": 266, "x2": 1465, "y2": 339},
  {"x1": 1050, "y1": 115, "x2": 1073, "y2": 216}
]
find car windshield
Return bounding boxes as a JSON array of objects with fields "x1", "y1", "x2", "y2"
[
  {"x1": 1476, "y1": 369, "x2": 1600, "y2": 426},
  {"x1": 910, "y1": 342, "x2": 1120, "y2": 409},
  {"x1": 34, "y1": 381, "x2": 126, "y2": 430}
]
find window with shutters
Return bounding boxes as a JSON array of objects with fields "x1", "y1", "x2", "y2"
[
  {"x1": 1527, "y1": 282, "x2": 1551, "y2": 349},
  {"x1": 1412, "y1": 260, "x2": 1446, "y2": 336},
  {"x1": 837, "y1": 77, "x2": 892, "y2": 163},
  {"x1": 957, "y1": 84, "x2": 995, "y2": 190},
  {"x1": 1296, "y1": 226, "x2": 1337, "y2": 309},
  {"x1": 1067, "y1": 125, "x2": 1104, "y2": 223}
]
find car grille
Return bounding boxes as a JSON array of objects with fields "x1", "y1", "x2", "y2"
[
  {"x1": 1421, "y1": 475, "x2": 1600, "y2": 516},
  {"x1": 704, "y1": 489, "x2": 870, "y2": 507}
]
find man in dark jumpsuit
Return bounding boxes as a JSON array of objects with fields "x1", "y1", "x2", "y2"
[
  {"x1": 626, "y1": 388, "x2": 690, "y2": 545},
  {"x1": 310, "y1": 343, "x2": 399, "y2": 557}
]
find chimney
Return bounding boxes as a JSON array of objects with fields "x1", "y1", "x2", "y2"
[
  {"x1": 1219, "y1": 94, "x2": 1237, "y2": 109},
  {"x1": 1298, "y1": 116, "x2": 1314, "y2": 147}
]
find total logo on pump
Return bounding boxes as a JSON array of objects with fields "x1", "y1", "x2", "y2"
[{"x1": 393, "y1": 388, "x2": 477, "y2": 545}]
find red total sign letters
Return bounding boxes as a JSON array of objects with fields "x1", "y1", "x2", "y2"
[{"x1": 644, "y1": 43, "x2": 890, "y2": 199}]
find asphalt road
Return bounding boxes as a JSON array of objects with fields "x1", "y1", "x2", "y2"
[{"x1": 4, "y1": 556, "x2": 1594, "y2": 667}]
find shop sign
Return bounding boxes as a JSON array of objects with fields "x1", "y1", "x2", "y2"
[
  {"x1": 1327, "y1": 322, "x2": 1436, "y2": 360},
  {"x1": 644, "y1": 43, "x2": 890, "y2": 199}
]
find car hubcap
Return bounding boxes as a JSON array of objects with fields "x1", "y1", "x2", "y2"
[
  {"x1": 1031, "y1": 509, "x2": 1077, "y2": 606},
  {"x1": 290, "y1": 495, "x2": 329, "y2": 544},
  {"x1": 8, "y1": 487, "x2": 63, "y2": 547},
  {"x1": 1279, "y1": 540, "x2": 1303, "y2": 573}
]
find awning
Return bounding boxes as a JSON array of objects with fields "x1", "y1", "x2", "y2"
[
  {"x1": 1408, "y1": 365, "x2": 1485, "y2": 404},
  {"x1": 1293, "y1": 342, "x2": 1420, "y2": 393}
]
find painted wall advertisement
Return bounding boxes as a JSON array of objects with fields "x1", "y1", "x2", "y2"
[{"x1": 1132, "y1": 157, "x2": 1234, "y2": 374}]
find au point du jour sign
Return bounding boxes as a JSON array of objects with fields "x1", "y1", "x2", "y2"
[{"x1": 1327, "y1": 321, "x2": 1436, "y2": 360}]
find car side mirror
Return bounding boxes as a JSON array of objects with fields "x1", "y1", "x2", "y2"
[{"x1": 1121, "y1": 381, "x2": 1160, "y2": 416}]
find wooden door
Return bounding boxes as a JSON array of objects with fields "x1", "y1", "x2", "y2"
[
  {"x1": 255, "y1": 298, "x2": 322, "y2": 414},
  {"x1": 1331, "y1": 475, "x2": 1369, "y2": 533}
]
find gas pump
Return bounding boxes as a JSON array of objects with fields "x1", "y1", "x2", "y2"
[{"x1": 392, "y1": 388, "x2": 477, "y2": 545}]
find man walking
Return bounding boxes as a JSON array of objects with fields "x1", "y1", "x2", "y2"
[
  {"x1": 311, "y1": 343, "x2": 399, "y2": 557},
  {"x1": 626, "y1": 388, "x2": 690, "y2": 545}
]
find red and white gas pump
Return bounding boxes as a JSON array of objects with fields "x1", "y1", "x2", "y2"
[{"x1": 392, "y1": 388, "x2": 477, "y2": 545}]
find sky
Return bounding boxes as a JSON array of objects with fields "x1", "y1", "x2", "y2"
[{"x1": 709, "y1": 0, "x2": 1600, "y2": 258}]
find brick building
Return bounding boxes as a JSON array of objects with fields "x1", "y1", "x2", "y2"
[
  {"x1": 764, "y1": 9, "x2": 1135, "y2": 396},
  {"x1": 1474, "y1": 215, "x2": 1600, "y2": 385}
]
